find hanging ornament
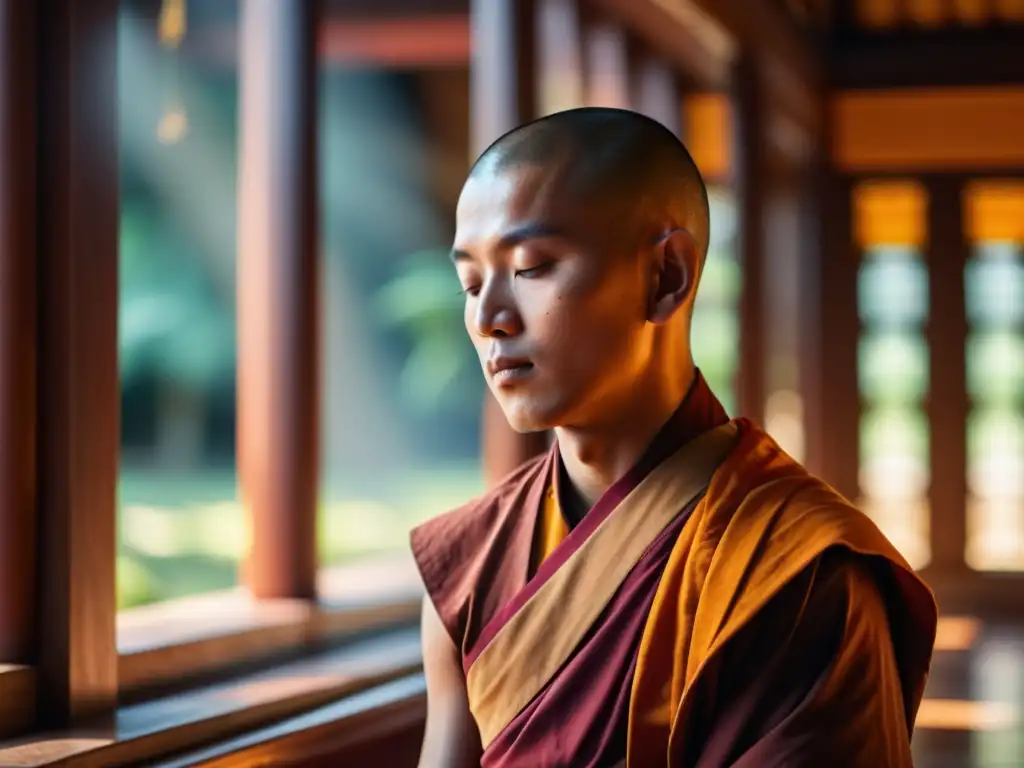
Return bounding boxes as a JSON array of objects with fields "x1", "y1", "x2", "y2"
[{"x1": 157, "y1": 0, "x2": 189, "y2": 145}]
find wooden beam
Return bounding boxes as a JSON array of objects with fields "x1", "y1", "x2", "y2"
[
  {"x1": 586, "y1": 0, "x2": 734, "y2": 92},
  {"x1": 926, "y1": 176, "x2": 969, "y2": 574},
  {"x1": 34, "y1": 0, "x2": 120, "y2": 725},
  {"x1": 319, "y1": 15, "x2": 470, "y2": 66},
  {"x1": 0, "y1": 0, "x2": 37, "y2": 666},
  {"x1": 834, "y1": 30, "x2": 1024, "y2": 89},
  {"x1": 237, "y1": 0, "x2": 321, "y2": 599},
  {"x1": 471, "y1": 0, "x2": 550, "y2": 486}
]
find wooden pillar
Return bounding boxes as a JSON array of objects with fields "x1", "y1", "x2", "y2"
[
  {"x1": 471, "y1": 0, "x2": 550, "y2": 486},
  {"x1": 927, "y1": 176, "x2": 969, "y2": 572},
  {"x1": 536, "y1": 0, "x2": 584, "y2": 115},
  {"x1": 631, "y1": 54, "x2": 681, "y2": 135},
  {"x1": 0, "y1": 0, "x2": 37, "y2": 664},
  {"x1": 733, "y1": 58, "x2": 767, "y2": 426},
  {"x1": 35, "y1": 0, "x2": 119, "y2": 725},
  {"x1": 584, "y1": 21, "x2": 630, "y2": 108},
  {"x1": 238, "y1": 0, "x2": 320, "y2": 598}
]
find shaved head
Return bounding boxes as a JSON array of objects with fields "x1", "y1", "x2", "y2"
[
  {"x1": 454, "y1": 107, "x2": 708, "y2": 436},
  {"x1": 469, "y1": 107, "x2": 711, "y2": 262}
]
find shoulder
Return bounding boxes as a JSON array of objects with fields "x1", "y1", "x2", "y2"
[{"x1": 410, "y1": 451, "x2": 551, "y2": 651}]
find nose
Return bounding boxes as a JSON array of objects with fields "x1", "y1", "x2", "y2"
[{"x1": 472, "y1": 277, "x2": 523, "y2": 338}]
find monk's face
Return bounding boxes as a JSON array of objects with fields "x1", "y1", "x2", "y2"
[{"x1": 452, "y1": 162, "x2": 656, "y2": 432}]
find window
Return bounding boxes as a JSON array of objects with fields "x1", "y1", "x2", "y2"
[
  {"x1": 853, "y1": 181, "x2": 931, "y2": 569},
  {"x1": 963, "y1": 181, "x2": 1024, "y2": 571},
  {"x1": 117, "y1": 0, "x2": 241, "y2": 609},
  {"x1": 317, "y1": 68, "x2": 483, "y2": 567},
  {"x1": 692, "y1": 188, "x2": 741, "y2": 415}
]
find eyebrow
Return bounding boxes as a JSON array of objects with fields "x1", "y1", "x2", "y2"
[{"x1": 450, "y1": 221, "x2": 567, "y2": 263}]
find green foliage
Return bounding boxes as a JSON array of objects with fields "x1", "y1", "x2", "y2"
[
  {"x1": 373, "y1": 248, "x2": 478, "y2": 414},
  {"x1": 119, "y1": 202, "x2": 235, "y2": 391}
]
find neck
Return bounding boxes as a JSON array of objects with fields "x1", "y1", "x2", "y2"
[{"x1": 554, "y1": 362, "x2": 697, "y2": 522}]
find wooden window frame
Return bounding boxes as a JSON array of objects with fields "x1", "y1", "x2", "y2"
[{"x1": 0, "y1": 1, "x2": 424, "y2": 761}]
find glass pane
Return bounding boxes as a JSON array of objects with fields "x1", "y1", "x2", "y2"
[
  {"x1": 318, "y1": 69, "x2": 483, "y2": 565},
  {"x1": 967, "y1": 332, "x2": 1024, "y2": 406},
  {"x1": 692, "y1": 187, "x2": 739, "y2": 415},
  {"x1": 858, "y1": 332, "x2": 930, "y2": 405},
  {"x1": 118, "y1": 1, "x2": 241, "y2": 609},
  {"x1": 966, "y1": 244, "x2": 1024, "y2": 327},
  {"x1": 968, "y1": 409, "x2": 1024, "y2": 500},
  {"x1": 859, "y1": 407, "x2": 931, "y2": 500},
  {"x1": 857, "y1": 251, "x2": 929, "y2": 328},
  {"x1": 860, "y1": 498, "x2": 930, "y2": 570}
]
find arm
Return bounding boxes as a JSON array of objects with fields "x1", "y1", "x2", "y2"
[
  {"x1": 687, "y1": 550, "x2": 915, "y2": 768},
  {"x1": 418, "y1": 595, "x2": 483, "y2": 768}
]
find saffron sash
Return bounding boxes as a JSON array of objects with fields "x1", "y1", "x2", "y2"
[{"x1": 466, "y1": 422, "x2": 740, "y2": 748}]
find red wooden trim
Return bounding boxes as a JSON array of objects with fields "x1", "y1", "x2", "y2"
[
  {"x1": 0, "y1": 0, "x2": 37, "y2": 665},
  {"x1": 237, "y1": 0, "x2": 321, "y2": 599},
  {"x1": 34, "y1": 0, "x2": 120, "y2": 725}
]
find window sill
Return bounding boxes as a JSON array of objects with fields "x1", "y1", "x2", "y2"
[
  {"x1": 0, "y1": 627, "x2": 422, "y2": 767},
  {"x1": 117, "y1": 552, "x2": 423, "y2": 700}
]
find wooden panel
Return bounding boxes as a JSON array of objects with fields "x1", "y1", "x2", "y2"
[
  {"x1": 0, "y1": 0, "x2": 37, "y2": 665},
  {"x1": 237, "y1": 0, "x2": 320, "y2": 599},
  {"x1": 853, "y1": 180, "x2": 928, "y2": 247},
  {"x1": 835, "y1": 30, "x2": 1024, "y2": 90},
  {"x1": 834, "y1": 88, "x2": 1024, "y2": 171},
  {"x1": 35, "y1": 0, "x2": 120, "y2": 726},
  {"x1": 684, "y1": 93, "x2": 733, "y2": 182}
]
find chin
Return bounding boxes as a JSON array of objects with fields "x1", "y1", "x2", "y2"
[{"x1": 498, "y1": 395, "x2": 564, "y2": 434}]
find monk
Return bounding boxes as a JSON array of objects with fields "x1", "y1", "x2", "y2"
[{"x1": 411, "y1": 107, "x2": 937, "y2": 767}]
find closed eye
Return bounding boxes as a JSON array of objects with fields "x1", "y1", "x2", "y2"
[{"x1": 515, "y1": 262, "x2": 553, "y2": 279}]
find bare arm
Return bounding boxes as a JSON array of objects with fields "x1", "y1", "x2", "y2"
[{"x1": 418, "y1": 596, "x2": 483, "y2": 768}]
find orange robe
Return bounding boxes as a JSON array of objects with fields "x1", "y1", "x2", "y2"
[{"x1": 412, "y1": 388, "x2": 937, "y2": 767}]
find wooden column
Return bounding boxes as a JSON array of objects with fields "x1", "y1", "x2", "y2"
[
  {"x1": 0, "y1": 0, "x2": 37, "y2": 664},
  {"x1": 536, "y1": 0, "x2": 584, "y2": 115},
  {"x1": 238, "y1": 0, "x2": 320, "y2": 598},
  {"x1": 927, "y1": 176, "x2": 969, "y2": 573},
  {"x1": 471, "y1": 0, "x2": 550, "y2": 486},
  {"x1": 35, "y1": 0, "x2": 119, "y2": 725},
  {"x1": 631, "y1": 54, "x2": 681, "y2": 135},
  {"x1": 733, "y1": 58, "x2": 766, "y2": 426},
  {"x1": 583, "y1": 21, "x2": 630, "y2": 108}
]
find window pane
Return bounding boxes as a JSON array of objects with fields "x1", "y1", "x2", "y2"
[
  {"x1": 964, "y1": 183, "x2": 1024, "y2": 571},
  {"x1": 318, "y1": 69, "x2": 483, "y2": 566},
  {"x1": 118, "y1": 2, "x2": 241, "y2": 609},
  {"x1": 858, "y1": 332, "x2": 930, "y2": 405},
  {"x1": 692, "y1": 188, "x2": 739, "y2": 416},
  {"x1": 857, "y1": 250, "x2": 929, "y2": 328}
]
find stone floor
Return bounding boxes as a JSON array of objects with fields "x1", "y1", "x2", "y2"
[{"x1": 913, "y1": 617, "x2": 1024, "y2": 767}]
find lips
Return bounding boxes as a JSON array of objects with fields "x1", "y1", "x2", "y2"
[{"x1": 487, "y1": 356, "x2": 534, "y2": 385}]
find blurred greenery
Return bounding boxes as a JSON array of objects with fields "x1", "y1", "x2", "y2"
[{"x1": 116, "y1": 465, "x2": 480, "y2": 610}]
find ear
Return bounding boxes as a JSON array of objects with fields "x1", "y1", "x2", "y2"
[{"x1": 647, "y1": 228, "x2": 699, "y2": 324}]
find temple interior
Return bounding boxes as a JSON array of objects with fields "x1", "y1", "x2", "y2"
[{"x1": 0, "y1": 0, "x2": 1022, "y2": 765}]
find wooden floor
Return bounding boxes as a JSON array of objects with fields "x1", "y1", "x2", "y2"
[{"x1": 913, "y1": 618, "x2": 1024, "y2": 767}]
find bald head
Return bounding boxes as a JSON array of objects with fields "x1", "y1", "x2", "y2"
[{"x1": 469, "y1": 107, "x2": 710, "y2": 261}]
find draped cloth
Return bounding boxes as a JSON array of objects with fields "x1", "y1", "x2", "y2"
[{"x1": 411, "y1": 375, "x2": 937, "y2": 767}]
